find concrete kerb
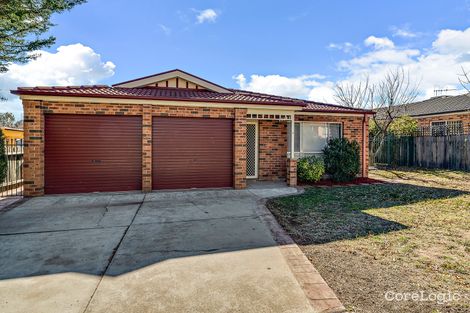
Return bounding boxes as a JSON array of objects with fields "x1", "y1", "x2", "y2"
[{"x1": 253, "y1": 187, "x2": 346, "y2": 313}]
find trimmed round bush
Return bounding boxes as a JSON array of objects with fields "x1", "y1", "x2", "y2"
[
  {"x1": 323, "y1": 138, "x2": 360, "y2": 182},
  {"x1": 297, "y1": 156, "x2": 325, "y2": 183}
]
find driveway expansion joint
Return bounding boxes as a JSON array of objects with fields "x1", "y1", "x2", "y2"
[
  {"x1": 81, "y1": 193, "x2": 147, "y2": 313},
  {"x1": 0, "y1": 225, "x2": 128, "y2": 236}
]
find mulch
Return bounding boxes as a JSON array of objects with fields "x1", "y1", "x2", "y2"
[{"x1": 299, "y1": 177, "x2": 386, "y2": 187}]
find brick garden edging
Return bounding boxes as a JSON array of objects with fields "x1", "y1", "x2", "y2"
[{"x1": 255, "y1": 191, "x2": 345, "y2": 313}]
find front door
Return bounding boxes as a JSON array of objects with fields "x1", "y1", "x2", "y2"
[{"x1": 246, "y1": 121, "x2": 258, "y2": 178}]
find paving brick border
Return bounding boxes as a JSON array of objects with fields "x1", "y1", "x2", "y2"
[{"x1": 255, "y1": 191, "x2": 345, "y2": 313}]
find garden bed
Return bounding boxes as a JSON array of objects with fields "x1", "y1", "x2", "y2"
[{"x1": 298, "y1": 177, "x2": 384, "y2": 187}]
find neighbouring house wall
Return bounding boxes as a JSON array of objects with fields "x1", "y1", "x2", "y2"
[
  {"x1": 1, "y1": 128, "x2": 23, "y2": 140},
  {"x1": 295, "y1": 114, "x2": 369, "y2": 177},
  {"x1": 258, "y1": 120, "x2": 288, "y2": 181},
  {"x1": 415, "y1": 112, "x2": 470, "y2": 128},
  {"x1": 22, "y1": 100, "x2": 245, "y2": 196}
]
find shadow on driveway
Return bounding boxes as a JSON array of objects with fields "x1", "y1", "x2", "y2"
[{"x1": 0, "y1": 188, "x2": 318, "y2": 313}]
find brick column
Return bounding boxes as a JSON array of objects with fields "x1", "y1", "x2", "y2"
[
  {"x1": 286, "y1": 158, "x2": 297, "y2": 187},
  {"x1": 362, "y1": 115, "x2": 370, "y2": 178},
  {"x1": 233, "y1": 108, "x2": 247, "y2": 189},
  {"x1": 142, "y1": 104, "x2": 152, "y2": 192},
  {"x1": 23, "y1": 100, "x2": 45, "y2": 196}
]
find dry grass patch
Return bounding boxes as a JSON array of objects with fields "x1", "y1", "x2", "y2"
[{"x1": 267, "y1": 168, "x2": 470, "y2": 313}]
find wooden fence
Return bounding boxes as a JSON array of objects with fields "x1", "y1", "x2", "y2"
[{"x1": 369, "y1": 134, "x2": 470, "y2": 171}]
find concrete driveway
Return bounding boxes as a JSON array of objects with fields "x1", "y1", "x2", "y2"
[{"x1": 0, "y1": 187, "x2": 318, "y2": 313}]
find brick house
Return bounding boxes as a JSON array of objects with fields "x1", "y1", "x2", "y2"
[
  {"x1": 379, "y1": 93, "x2": 470, "y2": 135},
  {"x1": 12, "y1": 69, "x2": 373, "y2": 196}
]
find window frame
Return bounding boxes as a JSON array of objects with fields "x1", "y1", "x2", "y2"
[
  {"x1": 430, "y1": 120, "x2": 463, "y2": 136},
  {"x1": 293, "y1": 121, "x2": 343, "y2": 154}
]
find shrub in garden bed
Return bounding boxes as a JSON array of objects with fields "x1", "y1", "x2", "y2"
[
  {"x1": 297, "y1": 156, "x2": 325, "y2": 183},
  {"x1": 323, "y1": 138, "x2": 360, "y2": 182}
]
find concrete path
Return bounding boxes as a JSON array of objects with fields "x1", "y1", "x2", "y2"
[{"x1": 0, "y1": 187, "x2": 321, "y2": 313}]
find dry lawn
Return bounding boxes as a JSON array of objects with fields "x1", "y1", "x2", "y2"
[{"x1": 267, "y1": 168, "x2": 470, "y2": 313}]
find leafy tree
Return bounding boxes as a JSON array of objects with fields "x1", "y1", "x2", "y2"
[
  {"x1": 0, "y1": 0, "x2": 86, "y2": 73},
  {"x1": 388, "y1": 115, "x2": 418, "y2": 136},
  {"x1": 0, "y1": 129, "x2": 7, "y2": 184},
  {"x1": 0, "y1": 112, "x2": 18, "y2": 127}
]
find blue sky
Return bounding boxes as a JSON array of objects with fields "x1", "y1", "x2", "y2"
[{"x1": 2, "y1": 0, "x2": 470, "y2": 117}]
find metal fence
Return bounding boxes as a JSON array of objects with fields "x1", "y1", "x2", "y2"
[
  {"x1": 1, "y1": 139, "x2": 23, "y2": 197},
  {"x1": 370, "y1": 132, "x2": 470, "y2": 171}
]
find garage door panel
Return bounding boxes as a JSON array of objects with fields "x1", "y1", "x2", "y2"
[
  {"x1": 45, "y1": 114, "x2": 142, "y2": 194},
  {"x1": 153, "y1": 117, "x2": 233, "y2": 189}
]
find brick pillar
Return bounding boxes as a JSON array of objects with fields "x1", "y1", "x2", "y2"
[
  {"x1": 233, "y1": 108, "x2": 247, "y2": 189},
  {"x1": 286, "y1": 158, "x2": 297, "y2": 187},
  {"x1": 23, "y1": 100, "x2": 45, "y2": 196},
  {"x1": 362, "y1": 115, "x2": 370, "y2": 178},
  {"x1": 142, "y1": 104, "x2": 152, "y2": 192}
]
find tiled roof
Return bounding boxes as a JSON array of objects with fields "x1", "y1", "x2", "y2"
[
  {"x1": 376, "y1": 93, "x2": 470, "y2": 118},
  {"x1": 12, "y1": 85, "x2": 373, "y2": 114},
  {"x1": 301, "y1": 100, "x2": 373, "y2": 114}
]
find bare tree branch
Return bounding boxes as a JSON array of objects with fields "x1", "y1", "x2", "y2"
[
  {"x1": 334, "y1": 76, "x2": 371, "y2": 109},
  {"x1": 458, "y1": 67, "x2": 470, "y2": 92},
  {"x1": 334, "y1": 68, "x2": 420, "y2": 156}
]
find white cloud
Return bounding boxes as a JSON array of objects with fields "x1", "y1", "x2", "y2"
[
  {"x1": 342, "y1": 28, "x2": 470, "y2": 98},
  {"x1": 196, "y1": 9, "x2": 218, "y2": 24},
  {"x1": 364, "y1": 36, "x2": 395, "y2": 49},
  {"x1": 432, "y1": 28, "x2": 470, "y2": 54},
  {"x1": 234, "y1": 73, "x2": 326, "y2": 100},
  {"x1": 234, "y1": 27, "x2": 470, "y2": 105},
  {"x1": 327, "y1": 42, "x2": 359, "y2": 54},
  {"x1": 391, "y1": 26, "x2": 419, "y2": 38},
  {"x1": 0, "y1": 43, "x2": 115, "y2": 118}
]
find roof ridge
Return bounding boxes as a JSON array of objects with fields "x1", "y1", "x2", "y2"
[{"x1": 229, "y1": 88, "x2": 307, "y2": 103}]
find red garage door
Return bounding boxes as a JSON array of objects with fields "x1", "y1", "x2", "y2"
[
  {"x1": 44, "y1": 114, "x2": 142, "y2": 194},
  {"x1": 153, "y1": 117, "x2": 233, "y2": 189}
]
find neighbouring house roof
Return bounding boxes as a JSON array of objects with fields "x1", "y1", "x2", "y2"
[
  {"x1": 11, "y1": 69, "x2": 374, "y2": 114},
  {"x1": 376, "y1": 93, "x2": 470, "y2": 118}
]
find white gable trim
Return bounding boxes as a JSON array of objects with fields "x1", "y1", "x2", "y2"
[{"x1": 113, "y1": 69, "x2": 232, "y2": 93}]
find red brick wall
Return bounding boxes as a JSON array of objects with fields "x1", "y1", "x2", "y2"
[
  {"x1": 22, "y1": 99, "x2": 369, "y2": 196},
  {"x1": 21, "y1": 100, "x2": 242, "y2": 196},
  {"x1": 234, "y1": 109, "x2": 247, "y2": 189},
  {"x1": 295, "y1": 114, "x2": 369, "y2": 177},
  {"x1": 286, "y1": 158, "x2": 297, "y2": 186},
  {"x1": 258, "y1": 120, "x2": 288, "y2": 181}
]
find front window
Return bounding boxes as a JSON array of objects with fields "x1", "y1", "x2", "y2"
[
  {"x1": 289, "y1": 122, "x2": 342, "y2": 156},
  {"x1": 431, "y1": 120, "x2": 463, "y2": 136}
]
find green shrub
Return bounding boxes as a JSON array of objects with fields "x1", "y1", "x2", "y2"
[
  {"x1": 297, "y1": 156, "x2": 325, "y2": 183},
  {"x1": 323, "y1": 138, "x2": 360, "y2": 182},
  {"x1": 0, "y1": 130, "x2": 6, "y2": 184}
]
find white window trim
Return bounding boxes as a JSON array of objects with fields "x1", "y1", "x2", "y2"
[
  {"x1": 430, "y1": 120, "x2": 463, "y2": 127},
  {"x1": 430, "y1": 120, "x2": 463, "y2": 134},
  {"x1": 294, "y1": 122, "x2": 342, "y2": 154}
]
